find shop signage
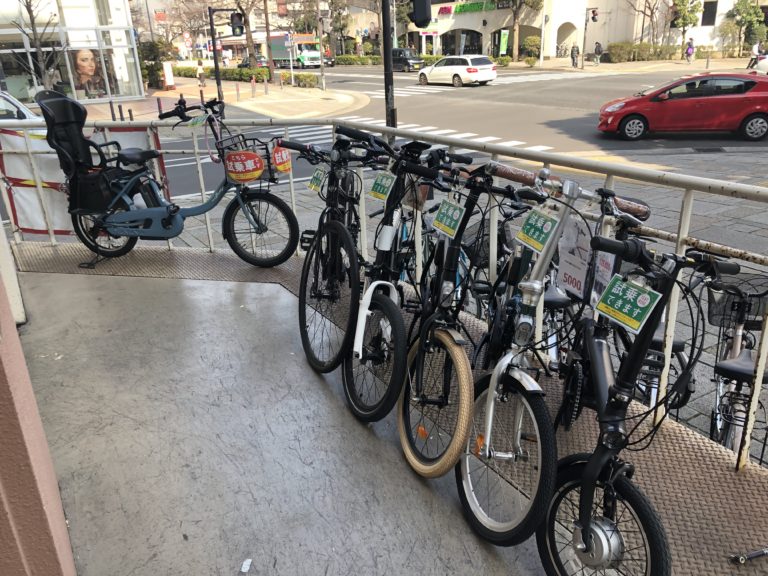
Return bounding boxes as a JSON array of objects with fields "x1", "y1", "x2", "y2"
[
  {"x1": 272, "y1": 146, "x2": 292, "y2": 173},
  {"x1": 438, "y1": 6, "x2": 453, "y2": 14},
  {"x1": 454, "y1": 2, "x2": 496, "y2": 14},
  {"x1": 420, "y1": 30, "x2": 439, "y2": 36},
  {"x1": 225, "y1": 151, "x2": 265, "y2": 183}
]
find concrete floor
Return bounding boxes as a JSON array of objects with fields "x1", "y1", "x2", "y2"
[{"x1": 18, "y1": 272, "x2": 544, "y2": 576}]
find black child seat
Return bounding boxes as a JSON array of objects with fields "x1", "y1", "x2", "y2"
[{"x1": 34, "y1": 90, "x2": 160, "y2": 214}]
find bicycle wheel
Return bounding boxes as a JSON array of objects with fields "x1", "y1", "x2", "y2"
[
  {"x1": 222, "y1": 191, "x2": 299, "y2": 267},
  {"x1": 298, "y1": 220, "x2": 360, "y2": 373},
  {"x1": 341, "y1": 292, "x2": 407, "y2": 422},
  {"x1": 455, "y1": 374, "x2": 557, "y2": 546},
  {"x1": 397, "y1": 329, "x2": 473, "y2": 478},
  {"x1": 536, "y1": 461, "x2": 671, "y2": 576},
  {"x1": 71, "y1": 200, "x2": 138, "y2": 257}
]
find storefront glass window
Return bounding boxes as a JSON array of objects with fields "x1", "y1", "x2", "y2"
[
  {"x1": 94, "y1": 0, "x2": 130, "y2": 26},
  {"x1": 101, "y1": 47, "x2": 141, "y2": 97}
]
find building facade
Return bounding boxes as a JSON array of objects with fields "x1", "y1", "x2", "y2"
[{"x1": 0, "y1": 0, "x2": 142, "y2": 104}]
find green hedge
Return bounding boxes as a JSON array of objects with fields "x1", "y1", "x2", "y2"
[
  {"x1": 279, "y1": 72, "x2": 318, "y2": 88},
  {"x1": 604, "y1": 42, "x2": 680, "y2": 63},
  {"x1": 421, "y1": 55, "x2": 442, "y2": 65},
  {"x1": 493, "y1": 55, "x2": 511, "y2": 67},
  {"x1": 173, "y1": 66, "x2": 271, "y2": 82},
  {"x1": 334, "y1": 55, "x2": 361, "y2": 65}
]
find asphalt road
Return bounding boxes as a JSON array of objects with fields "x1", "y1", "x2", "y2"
[{"x1": 160, "y1": 66, "x2": 768, "y2": 198}]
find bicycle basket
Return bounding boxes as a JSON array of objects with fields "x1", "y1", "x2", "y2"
[
  {"x1": 462, "y1": 217, "x2": 512, "y2": 269},
  {"x1": 402, "y1": 182, "x2": 432, "y2": 212},
  {"x1": 216, "y1": 134, "x2": 276, "y2": 185},
  {"x1": 707, "y1": 273, "x2": 768, "y2": 331},
  {"x1": 69, "y1": 166, "x2": 129, "y2": 213}
]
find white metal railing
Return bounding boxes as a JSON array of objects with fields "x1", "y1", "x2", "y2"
[{"x1": 2, "y1": 117, "x2": 767, "y2": 470}]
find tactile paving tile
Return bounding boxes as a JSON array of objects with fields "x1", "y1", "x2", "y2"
[{"x1": 13, "y1": 241, "x2": 768, "y2": 575}]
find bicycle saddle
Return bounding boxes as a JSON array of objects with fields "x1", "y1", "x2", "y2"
[
  {"x1": 118, "y1": 148, "x2": 161, "y2": 165},
  {"x1": 649, "y1": 324, "x2": 686, "y2": 353},
  {"x1": 715, "y1": 348, "x2": 768, "y2": 384},
  {"x1": 543, "y1": 283, "x2": 572, "y2": 310}
]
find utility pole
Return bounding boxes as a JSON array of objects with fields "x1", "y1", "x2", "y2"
[
  {"x1": 317, "y1": 0, "x2": 326, "y2": 90},
  {"x1": 539, "y1": 13, "x2": 548, "y2": 68},
  {"x1": 382, "y1": 0, "x2": 396, "y2": 133},
  {"x1": 208, "y1": 7, "x2": 225, "y2": 104},
  {"x1": 145, "y1": 0, "x2": 155, "y2": 41},
  {"x1": 263, "y1": 0, "x2": 275, "y2": 83}
]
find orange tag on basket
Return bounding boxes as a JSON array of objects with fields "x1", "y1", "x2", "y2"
[
  {"x1": 224, "y1": 150, "x2": 265, "y2": 182},
  {"x1": 272, "y1": 145, "x2": 292, "y2": 173}
]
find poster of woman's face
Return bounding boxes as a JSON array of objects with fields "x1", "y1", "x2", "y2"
[{"x1": 71, "y1": 48, "x2": 106, "y2": 98}]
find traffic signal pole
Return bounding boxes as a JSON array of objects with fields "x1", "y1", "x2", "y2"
[
  {"x1": 382, "y1": 0, "x2": 397, "y2": 134},
  {"x1": 208, "y1": 7, "x2": 225, "y2": 105}
]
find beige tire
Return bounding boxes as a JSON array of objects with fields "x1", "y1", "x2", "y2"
[{"x1": 397, "y1": 329, "x2": 473, "y2": 478}]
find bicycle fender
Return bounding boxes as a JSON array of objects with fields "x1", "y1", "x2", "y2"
[
  {"x1": 437, "y1": 327, "x2": 466, "y2": 346},
  {"x1": 352, "y1": 281, "x2": 399, "y2": 358}
]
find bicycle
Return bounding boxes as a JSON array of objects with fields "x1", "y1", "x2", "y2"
[
  {"x1": 536, "y1": 237, "x2": 739, "y2": 576},
  {"x1": 705, "y1": 272, "x2": 768, "y2": 454},
  {"x1": 279, "y1": 134, "x2": 376, "y2": 373},
  {"x1": 394, "y1": 162, "x2": 531, "y2": 479},
  {"x1": 35, "y1": 91, "x2": 299, "y2": 267}
]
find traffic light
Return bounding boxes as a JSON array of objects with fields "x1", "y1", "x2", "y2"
[
  {"x1": 591, "y1": 9, "x2": 598, "y2": 22},
  {"x1": 230, "y1": 12, "x2": 244, "y2": 36},
  {"x1": 408, "y1": 0, "x2": 432, "y2": 29}
]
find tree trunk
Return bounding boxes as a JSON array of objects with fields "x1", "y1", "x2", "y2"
[
  {"x1": 512, "y1": 18, "x2": 520, "y2": 60},
  {"x1": 263, "y1": 0, "x2": 275, "y2": 82}
]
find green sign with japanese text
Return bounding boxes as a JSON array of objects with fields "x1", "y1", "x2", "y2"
[
  {"x1": 516, "y1": 209, "x2": 559, "y2": 253},
  {"x1": 369, "y1": 172, "x2": 396, "y2": 201},
  {"x1": 433, "y1": 199, "x2": 466, "y2": 239},
  {"x1": 307, "y1": 168, "x2": 326, "y2": 193},
  {"x1": 596, "y1": 274, "x2": 662, "y2": 334}
]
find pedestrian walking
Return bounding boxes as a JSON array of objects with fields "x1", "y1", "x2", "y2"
[
  {"x1": 197, "y1": 59, "x2": 206, "y2": 87},
  {"x1": 685, "y1": 38, "x2": 694, "y2": 64},
  {"x1": 747, "y1": 41, "x2": 763, "y2": 69},
  {"x1": 571, "y1": 43, "x2": 580, "y2": 68},
  {"x1": 594, "y1": 41, "x2": 603, "y2": 66}
]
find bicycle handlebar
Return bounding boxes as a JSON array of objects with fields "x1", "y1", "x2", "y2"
[
  {"x1": 335, "y1": 125, "x2": 395, "y2": 155},
  {"x1": 277, "y1": 138, "x2": 313, "y2": 153},
  {"x1": 613, "y1": 196, "x2": 651, "y2": 222}
]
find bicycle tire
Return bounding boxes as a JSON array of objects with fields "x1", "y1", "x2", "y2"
[
  {"x1": 298, "y1": 220, "x2": 360, "y2": 373},
  {"x1": 71, "y1": 200, "x2": 138, "y2": 257},
  {"x1": 455, "y1": 374, "x2": 557, "y2": 546},
  {"x1": 536, "y1": 461, "x2": 671, "y2": 576},
  {"x1": 397, "y1": 329, "x2": 473, "y2": 478},
  {"x1": 222, "y1": 191, "x2": 299, "y2": 267},
  {"x1": 341, "y1": 292, "x2": 407, "y2": 422}
]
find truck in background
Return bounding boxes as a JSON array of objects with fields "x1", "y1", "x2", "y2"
[{"x1": 270, "y1": 34, "x2": 322, "y2": 69}]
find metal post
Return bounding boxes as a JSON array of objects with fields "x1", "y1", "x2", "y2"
[
  {"x1": 0, "y1": 189, "x2": 25, "y2": 323},
  {"x1": 251, "y1": 76, "x2": 256, "y2": 98},
  {"x1": 381, "y1": 0, "x2": 397, "y2": 137},
  {"x1": 263, "y1": 75, "x2": 268, "y2": 94},
  {"x1": 284, "y1": 127, "x2": 298, "y2": 255},
  {"x1": 489, "y1": 153, "x2": 499, "y2": 285},
  {"x1": 0, "y1": 176, "x2": 22, "y2": 243},
  {"x1": 208, "y1": 7, "x2": 224, "y2": 106},
  {"x1": 235, "y1": 82, "x2": 240, "y2": 101},
  {"x1": 22, "y1": 130, "x2": 55, "y2": 245},
  {"x1": 737, "y1": 314, "x2": 768, "y2": 470},
  {"x1": 655, "y1": 188, "x2": 695, "y2": 426},
  {"x1": 128, "y1": 109, "x2": 134, "y2": 121},
  {"x1": 156, "y1": 97, "x2": 163, "y2": 114},
  {"x1": 144, "y1": 0, "x2": 155, "y2": 42},
  {"x1": 539, "y1": 14, "x2": 548, "y2": 68},
  {"x1": 317, "y1": 0, "x2": 326, "y2": 91},
  {"x1": 581, "y1": 9, "x2": 588, "y2": 69},
  {"x1": 118, "y1": 104, "x2": 125, "y2": 121},
  {"x1": 108, "y1": 100, "x2": 116, "y2": 121},
  {"x1": 357, "y1": 165, "x2": 368, "y2": 262},
  {"x1": 191, "y1": 127, "x2": 215, "y2": 252}
]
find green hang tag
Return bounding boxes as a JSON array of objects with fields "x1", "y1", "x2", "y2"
[
  {"x1": 368, "y1": 172, "x2": 396, "y2": 201},
  {"x1": 595, "y1": 274, "x2": 662, "y2": 334},
  {"x1": 432, "y1": 199, "x2": 466, "y2": 239},
  {"x1": 516, "y1": 208, "x2": 559, "y2": 254},
  {"x1": 187, "y1": 113, "x2": 209, "y2": 127},
  {"x1": 307, "y1": 168, "x2": 326, "y2": 193}
]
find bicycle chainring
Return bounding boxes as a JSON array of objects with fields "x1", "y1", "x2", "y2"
[{"x1": 560, "y1": 359, "x2": 584, "y2": 432}]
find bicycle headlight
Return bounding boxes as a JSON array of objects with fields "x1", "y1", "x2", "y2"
[
  {"x1": 513, "y1": 314, "x2": 535, "y2": 346},
  {"x1": 601, "y1": 430, "x2": 627, "y2": 450},
  {"x1": 441, "y1": 280, "x2": 455, "y2": 298},
  {"x1": 330, "y1": 149, "x2": 340, "y2": 162}
]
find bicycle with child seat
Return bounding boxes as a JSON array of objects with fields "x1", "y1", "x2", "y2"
[
  {"x1": 35, "y1": 91, "x2": 299, "y2": 266},
  {"x1": 536, "y1": 233, "x2": 739, "y2": 576}
]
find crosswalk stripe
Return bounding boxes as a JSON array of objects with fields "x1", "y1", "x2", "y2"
[
  {"x1": 420, "y1": 129, "x2": 456, "y2": 136},
  {"x1": 404, "y1": 126, "x2": 438, "y2": 133},
  {"x1": 470, "y1": 136, "x2": 501, "y2": 143},
  {"x1": 524, "y1": 145, "x2": 553, "y2": 151},
  {"x1": 444, "y1": 132, "x2": 478, "y2": 140},
  {"x1": 497, "y1": 140, "x2": 524, "y2": 147}
]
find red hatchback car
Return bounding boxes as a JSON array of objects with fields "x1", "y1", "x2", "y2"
[{"x1": 598, "y1": 72, "x2": 768, "y2": 141}]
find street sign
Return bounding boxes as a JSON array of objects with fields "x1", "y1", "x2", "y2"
[
  {"x1": 419, "y1": 31, "x2": 438, "y2": 36},
  {"x1": 183, "y1": 31, "x2": 191, "y2": 39},
  {"x1": 185, "y1": 40, "x2": 192, "y2": 48}
]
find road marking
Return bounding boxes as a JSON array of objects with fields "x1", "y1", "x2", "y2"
[
  {"x1": 470, "y1": 136, "x2": 501, "y2": 143},
  {"x1": 420, "y1": 129, "x2": 457, "y2": 136},
  {"x1": 523, "y1": 145, "x2": 553, "y2": 152},
  {"x1": 497, "y1": 140, "x2": 524, "y2": 147}
]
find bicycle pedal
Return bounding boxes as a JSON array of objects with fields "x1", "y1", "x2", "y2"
[
  {"x1": 300, "y1": 229, "x2": 315, "y2": 251},
  {"x1": 168, "y1": 203, "x2": 180, "y2": 216}
]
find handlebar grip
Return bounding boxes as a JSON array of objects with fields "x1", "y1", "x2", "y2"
[
  {"x1": 369, "y1": 208, "x2": 384, "y2": 218},
  {"x1": 401, "y1": 161, "x2": 440, "y2": 180},
  {"x1": 445, "y1": 152, "x2": 473, "y2": 165},
  {"x1": 590, "y1": 236, "x2": 643, "y2": 263},
  {"x1": 614, "y1": 196, "x2": 651, "y2": 222},
  {"x1": 158, "y1": 110, "x2": 178, "y2": 120},
  {"x1": 516, "y1": 186, "x2": 548, "y2": 203},
  {"x1": 277, "y1": 139, "x2": 311, "y2": 153},
  {"x1": 336, "y1": 125, "x2": 375, "y2": 142},
  {"x1": 485, "y1": 161, "x2": 536, "y2": 186},
  {"x1": 716, "y1": 260, "x2": 741, "y2": 276}
]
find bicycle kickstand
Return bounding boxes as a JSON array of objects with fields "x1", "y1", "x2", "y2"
[
  {"x1": 729, "y1": 546, "x2": 768, "y2": 565},
  {"x1": 78, "y1": 253, "x2": 110, "y2": 270}
]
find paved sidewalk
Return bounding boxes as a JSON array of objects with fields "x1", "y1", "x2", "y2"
[{"x1": 83, "y1": 76, "x2": 370, "y2": 122}]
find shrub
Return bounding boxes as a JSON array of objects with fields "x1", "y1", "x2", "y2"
[
  {"x1": 421, "y1": 55, "x2": 442, "y2": 65},
  {"x1": 280, "y1": 72, "x2": 317, "y2": 88},
  {"x1": 173, "y1": 66, "x2": 270, "y2": 83},
  {"x1": 695, "y1": 45, "x2": 715, "y2": 60},
  {"x1": 334, "y1": 55, "x2": 360, "y2": 65},
  {"x1": 369, "y1": 55, "x2": 382, "y2": 65},
  {"x1": 524, "y1": 56, "x2": 537, "y2": 67},
  {"x1": 522, "y1": 36, "x2": 540, "y2": 57},
  {"x1": 606, "y1": 42, "x2": 633, "y2": 63},
  {"x1": 495, "y1": 55, "x2": 511, "y2": 67},
  {"x1": 362, "y1": 41, "x2": 374, "y2": 55}
]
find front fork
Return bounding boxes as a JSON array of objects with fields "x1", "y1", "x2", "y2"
[{"x1": 352, "y1": 280, "x2": 400, "y2": 360}]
